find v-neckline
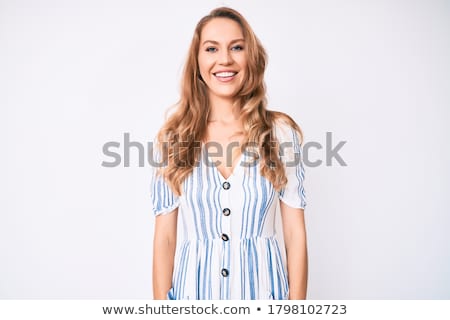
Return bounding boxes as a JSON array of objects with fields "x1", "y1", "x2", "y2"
[{"x1": 202, "y1": 143, "x2": 245, "y2": 181}]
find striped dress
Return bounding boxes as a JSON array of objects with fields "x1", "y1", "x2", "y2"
[{"x1": 150, "y1": 121, "x2": 306, "y2": 300}]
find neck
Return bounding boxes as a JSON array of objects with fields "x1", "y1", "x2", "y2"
[{"x1": 208, "y1": 95, "x2": 240, "y2": 123}]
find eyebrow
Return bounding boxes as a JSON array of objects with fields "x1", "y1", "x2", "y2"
[{"x1": 202, "y1": 38, "x2": 245, "y2": 46}]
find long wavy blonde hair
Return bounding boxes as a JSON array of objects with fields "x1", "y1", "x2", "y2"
[{"x1": 156, "y1": 7, "x2": 302, "y2": 195}]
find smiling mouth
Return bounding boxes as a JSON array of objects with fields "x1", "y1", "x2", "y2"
[{"x1": 213, "y1": 71, "x2": 238, "y2": 82}]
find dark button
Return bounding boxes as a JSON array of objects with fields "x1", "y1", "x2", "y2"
[
  {"x1": 221, "y1": 268, "x2": 229, "y2": 277},
  {"x1": 221, "y1": 233, "x2": 229, "y2": 241},
  {"x1": 222, "y1": 181, "x2": 231, "y2": 190},
  {"x1": 222, "y1": 208, "x2": 231, "y2": 216}
]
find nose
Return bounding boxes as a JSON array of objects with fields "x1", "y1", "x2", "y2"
[{"x1": 218, "y1": 49, "x2": 233, "y2": 65}]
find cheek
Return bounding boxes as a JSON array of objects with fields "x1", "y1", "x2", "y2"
[
  {"x1": 198, "y1": 54, "x2": 213, "y2": 75},
  {"x1": 235, "y1": 55, "x2": 248, "y2": 72}
]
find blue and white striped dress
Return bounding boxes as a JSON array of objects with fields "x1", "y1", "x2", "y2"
[{"x1": 150, "y1": 121, "x2": 306, "y2": 300}]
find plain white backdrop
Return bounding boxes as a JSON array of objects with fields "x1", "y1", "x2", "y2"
[{"x1": 1, "y1": 0, "x2": 449, "y2": 299}]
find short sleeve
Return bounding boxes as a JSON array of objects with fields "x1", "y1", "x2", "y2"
[
  {"x1": 275, "y1": 121, "x2": 307, "y2": 209},
  {"x1": 149, "y1": 141, "x2": 180, "y2": 216}
]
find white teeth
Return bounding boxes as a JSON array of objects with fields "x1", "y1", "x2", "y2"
[{"x1": 214, "y1": 71, "x2": 237, "y2": 77}]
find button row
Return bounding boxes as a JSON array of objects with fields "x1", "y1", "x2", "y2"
[{"x1": 221, "y1": 178, "x2": 231, "y2": 278}]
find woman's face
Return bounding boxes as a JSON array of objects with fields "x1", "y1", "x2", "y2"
[{"x1": 198, "y1": 18, "x2": 247, "y2": 103}]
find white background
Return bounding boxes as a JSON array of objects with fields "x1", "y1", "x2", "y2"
[{"x1": 1, "y1": 0, "x2": 449, "y2": 299}]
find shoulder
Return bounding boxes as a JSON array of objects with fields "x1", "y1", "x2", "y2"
[{"x1": 270, "y1": 111, "x2": 303, "y2": 145}]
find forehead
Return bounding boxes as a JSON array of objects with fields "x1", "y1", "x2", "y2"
[{"x1": 200, "y1": 18, "x2": 244, "y2": 42}]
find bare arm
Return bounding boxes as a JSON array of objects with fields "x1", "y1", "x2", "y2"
[
  {"x1": 280, "y1": 201, "x2": 308, "y2": 299},
  {"x1": 152, "y1": 209, "x2": 178, "y2": 300}
]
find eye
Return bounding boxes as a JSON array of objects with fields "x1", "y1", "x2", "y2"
[
  {"x1": 206, "y1": 47, "x2": 217, "y2": 53},
  {"x1": 231, "y1": 45, "x2": 244, "y2": 51}
]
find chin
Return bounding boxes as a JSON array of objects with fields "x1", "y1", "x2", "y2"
[{"x1": 210, "y1": 87, "x2": 241, "y2": 99}]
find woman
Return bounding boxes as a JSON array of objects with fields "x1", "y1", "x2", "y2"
[{"x1": 151, "y1": 7, "x2": 308, "y2": 300}]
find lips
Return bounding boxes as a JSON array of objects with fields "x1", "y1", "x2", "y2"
[{"x1": 213, "y1": 71, "x2": 238, "y2": 82}]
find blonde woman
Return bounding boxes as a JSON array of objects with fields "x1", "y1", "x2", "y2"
[{"x1": 151, "y1": 7, "x2": 308, "y2": 300}]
